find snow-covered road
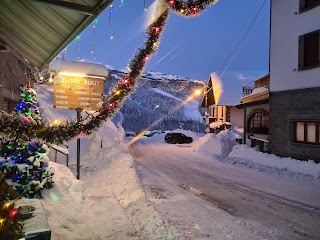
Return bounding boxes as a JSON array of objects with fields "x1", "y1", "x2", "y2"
[{"x1": 130, "y1": 136, "x2": 320, "y2": 240}]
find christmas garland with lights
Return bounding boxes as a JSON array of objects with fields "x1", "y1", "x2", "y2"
[
  {"x1": 0, "y1": 0, "x2": 218, "y2": 144},
  {"x1": 167, "y1": 0, "x2": 218, "y2": 16}
]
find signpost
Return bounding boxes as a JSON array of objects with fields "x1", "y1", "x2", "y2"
[
  {"x1": 53, "y1": 74, "x2": 104, "y2": 111},
  {"x1": 53, "y1": 73, "x2": 105, "y2": 179}
]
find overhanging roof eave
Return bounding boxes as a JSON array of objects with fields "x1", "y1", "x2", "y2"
[{"x1": 39, "y1": 0, "x2": 113, "y2": 71}]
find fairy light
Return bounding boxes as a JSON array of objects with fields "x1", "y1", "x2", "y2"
[
  {"x1": 109, "y1": 5, "x2": 114, "y2": 41},
  {"x1": 4, "y1": 202, "x2": 13, "y2": 208},
  {"x1": 76, "y1": 35, "x2": 81, "y2": 59},
  {"x1": 52, "y1": 120, "x2": 61, "y2": 126},
  {"x1": 0, "y1": 218, "x2": 5, "y2": 226}
]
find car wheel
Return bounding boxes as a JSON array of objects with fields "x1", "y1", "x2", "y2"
[{"x1": 172, "y1": 139, "x2": 178, "y2": 144}]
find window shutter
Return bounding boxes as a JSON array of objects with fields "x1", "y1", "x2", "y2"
[{"x1": 298, "y1": 35, "x2": 305, "y2": 69}]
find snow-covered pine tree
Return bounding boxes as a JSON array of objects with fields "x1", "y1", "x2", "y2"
[
  {"x1": 0, "y1": 84, "x2": 54, "y2": 199},
  {"x1": 0, "y1": 172, "x2": 23, "y2": 240}
]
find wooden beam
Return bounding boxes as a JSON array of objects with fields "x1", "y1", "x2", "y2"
[{"x1": 33, "y1": 0, "x2": 96, "y2": 16}]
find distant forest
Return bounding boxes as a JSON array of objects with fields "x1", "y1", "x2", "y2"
[{"x1": 105, "y1": 70, "x2": 206, "y2": 133}]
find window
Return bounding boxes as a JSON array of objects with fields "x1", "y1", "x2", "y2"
[
  {"x1": 299, "y1": 0, "x2": 320, "y2": 13},
  {"x1": 294, "y1": 121, "x2": 320, "y2": 145},
  {"x1": 299, "y1": 30, "x2": 320, "y2": 70},
  {"x1": 248, "y1": 111, "x2": 269, "y2": 134}
]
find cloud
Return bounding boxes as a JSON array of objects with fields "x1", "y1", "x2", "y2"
[{"x1": 238, "y1": 73, "x2": 247, "y2": 81}]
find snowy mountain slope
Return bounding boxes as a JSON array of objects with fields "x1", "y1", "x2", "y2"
[{"x1": 106, "y1": 70, "x2": 206, "y2": 133}]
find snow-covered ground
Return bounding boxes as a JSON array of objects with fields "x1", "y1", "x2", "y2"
[
  {"x1": 33, "y1": 85, "x2": 320, "y2": 239},
  {"x1": 130, "y1": 130, "x2": 320, "y2": 239}
]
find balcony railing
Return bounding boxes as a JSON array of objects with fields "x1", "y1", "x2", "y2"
[{"x1": 242, "y1": 74, "x2": 270, "y2": 97}]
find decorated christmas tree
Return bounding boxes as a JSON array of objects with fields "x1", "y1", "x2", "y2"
[
  {"x1": 0, "y1": 84, "x2": 54, "y2": 199},
  {"x1": 0, "y1": 172, "x2": 23, "y2": 240}
]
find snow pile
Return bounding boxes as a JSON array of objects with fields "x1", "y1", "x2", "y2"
[
  {"x1": 41, "y1": 121, "x2": 182, "y2": 240},
  {"x1": 217, "y1": 128, "x2": 243, "y2": 140},
  {"x1": 35, "y1": 84, "x2": 182, "y2": 239},
  {"x1": 229, "y1": 145, "x2": 320, "y2": 180},
  {"x1": 195, "y1": 133, "x2": 237, "y2": 157}
]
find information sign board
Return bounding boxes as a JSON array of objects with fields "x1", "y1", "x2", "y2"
[{"x1": 53, "y1": 74, "x2": 104, "y2": 111}]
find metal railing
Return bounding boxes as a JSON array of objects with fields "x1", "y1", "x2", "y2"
[
  {"x1": 50, "y1": 143, "x2": 69, "y2": 167},
  {"x1": 242, "y1": 74, "x2": 270, "y2": 97}
]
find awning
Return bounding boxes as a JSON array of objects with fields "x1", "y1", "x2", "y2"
[{"x1": 0, "y1": 0, "x2": 112, "y2": 72}]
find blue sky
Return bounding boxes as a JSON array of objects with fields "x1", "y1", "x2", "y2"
[{"x1": 64, "y1": 0, "x2": 270, "y2": 103}]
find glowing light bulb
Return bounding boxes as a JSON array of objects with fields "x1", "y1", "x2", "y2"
[
  {"x1": 0, "y1": 218, "x2": 5, "y2": 227},
  {"x1": 9, "y1": 209, "x2": 18, "y2": 218},
  {"x1": 195, "y1": 89, "x2": 202, "y2": 95},
  {"x1": 53, "y1": 120, "x2": 61, "y2": 126},
  {"x1": 4, "y1": 202, "x2": 13, "y2": 208}
]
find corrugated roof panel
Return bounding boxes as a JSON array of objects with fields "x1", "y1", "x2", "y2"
[{"x1": 0, "y1": 0, "x2": 111, "y2": 71}]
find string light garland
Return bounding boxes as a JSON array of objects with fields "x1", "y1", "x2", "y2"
[
  {"x1": 167, "y1": 0, "x2": 218, "y2": 17},
  {"x1": 0, "y1": 0, "x2": 219, "y2": 144}
]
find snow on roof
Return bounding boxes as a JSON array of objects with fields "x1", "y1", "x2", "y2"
[
  {"x1": 51, "y1": 60, "x2": 109, "y2": 77},
  {"x1": 209, "y1": 121, "x2": 224, "y2": 128},
  {"x1": 241, "y1": 87, "x2": 268, "y2": 99}
]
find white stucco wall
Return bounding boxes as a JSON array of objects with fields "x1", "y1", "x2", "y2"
[
  {"x1": 230, "y1": 107, "x2": 244, "y2": 128},
  {"x1": 270, "y1": 0, "x2": 320, "y2": 92}
]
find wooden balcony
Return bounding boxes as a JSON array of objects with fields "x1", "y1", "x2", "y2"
[{"x1": 241, "y1": 74, "x2": 269, "y2": 104}]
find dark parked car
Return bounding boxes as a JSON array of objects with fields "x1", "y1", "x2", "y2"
[{"x1": 164, "y1": 133, "x2": 193, "y2": 144}]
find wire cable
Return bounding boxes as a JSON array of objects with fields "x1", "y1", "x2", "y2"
[{"x1": 218, "y1": 0, "x2": 268, "y2": 79}]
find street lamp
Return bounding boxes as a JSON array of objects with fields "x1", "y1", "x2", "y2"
[{"x1": 195, "y1": 87, "x2": 210, "y2": 134}]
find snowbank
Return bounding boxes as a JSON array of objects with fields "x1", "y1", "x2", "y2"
[
  {"x1": 40, "y1": 121, "x2": 182, "y2": 240},
  {"x1": 217, "y1": 128, "x2": 243, "y2": 140},
  {"x1": 35, "y1": 84, "x2": 182, "y2": 239},
  {"x1": 195, "y1": 133, "x2": 237, "y2": 157},
  {"x1": 229, "y1": 145, "x2": 320, "y2": 180}
]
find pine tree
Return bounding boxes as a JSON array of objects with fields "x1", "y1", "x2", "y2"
[
  {"x1": 0, "y1": 173, "x2": 23, "y2": 240},
  {"x1": 0, "y1": 84, "x2": 54, "y2": 199}
]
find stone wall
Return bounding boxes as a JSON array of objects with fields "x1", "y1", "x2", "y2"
[{"x1": 269, "y1": 87, "x2": 320, "y2": 163}]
